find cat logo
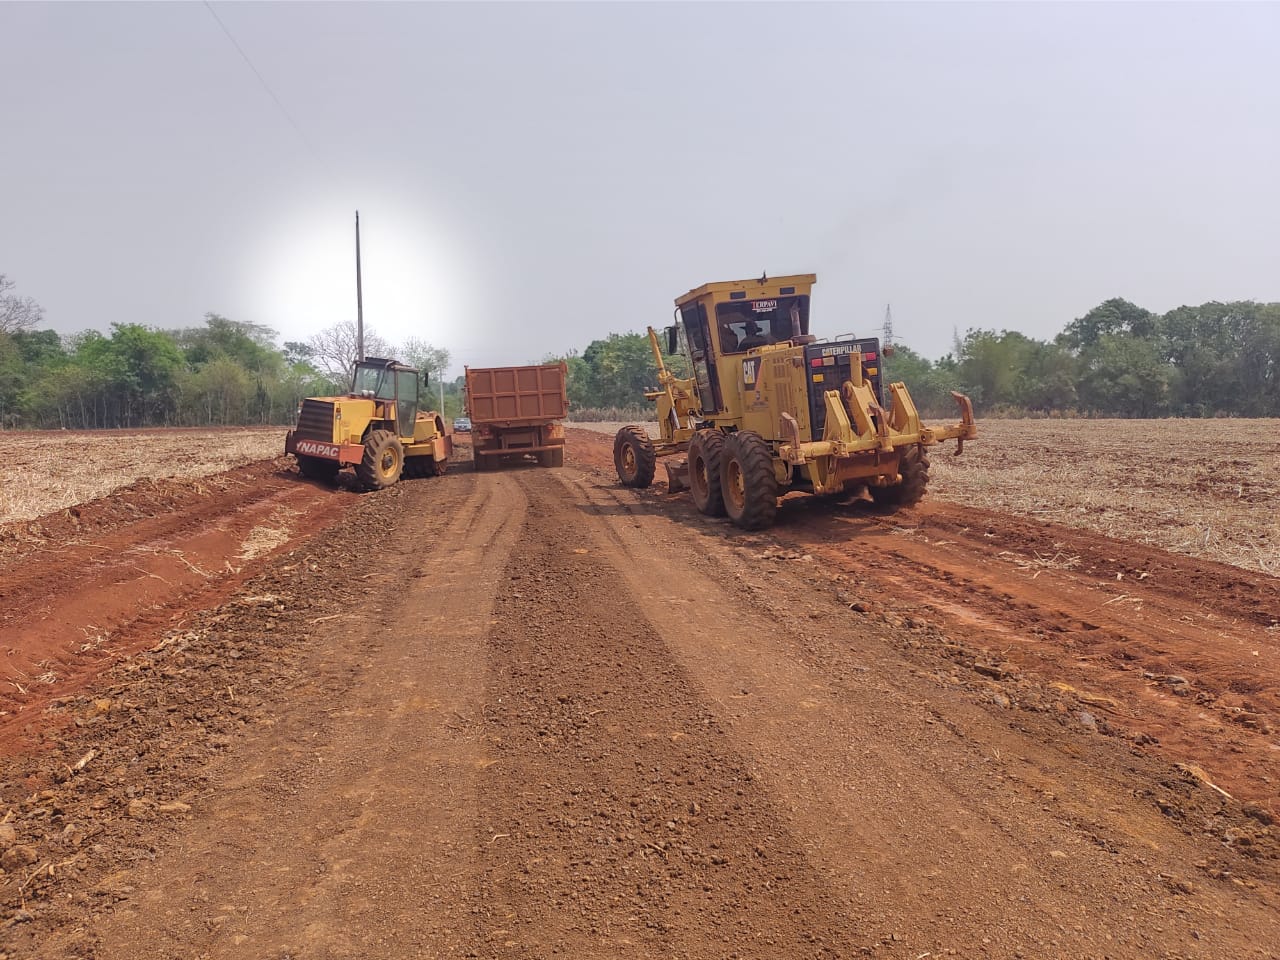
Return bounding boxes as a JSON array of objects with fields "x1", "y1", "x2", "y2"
[{"x1": 742, "y1": 357, "x2": 762, "y2": 387}]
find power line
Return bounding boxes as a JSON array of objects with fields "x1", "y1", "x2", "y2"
[{"x1": 201, "y1": 0, "x2": 324, "y2": 166}]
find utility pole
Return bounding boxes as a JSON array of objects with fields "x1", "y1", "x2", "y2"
[
  {"x1": 355, "y1": 210, "x2": 364, "y2": 362},
  {"x1": 881, "y1": 304, "x2": 894, "y2": 412}
]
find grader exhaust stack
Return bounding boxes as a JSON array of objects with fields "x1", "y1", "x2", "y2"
[{"x1": 612, "y1": 273, "x2": 976, "y2": 530}]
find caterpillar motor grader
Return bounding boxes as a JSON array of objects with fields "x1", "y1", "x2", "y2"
[
  {"x1": 612, "y1": 273, "x2": 976, "y2": 530},
  {"x1": 285, "y1": 356, "x2": 451, "y2": 490}
]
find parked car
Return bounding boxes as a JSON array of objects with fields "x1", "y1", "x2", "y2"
[{"x1": 452, "y1": 416, "x2": 472, "y2": 433}]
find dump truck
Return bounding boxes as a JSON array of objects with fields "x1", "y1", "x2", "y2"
[
  {"x1": 465, "y1": 361, "x2": 568, "y2": 470},
  {"x1": 285, "y1": 356, "x2": 450, "y2": 489},
  {"x1": 612, "y1": 273, "x2": 976, "y2": 529}
]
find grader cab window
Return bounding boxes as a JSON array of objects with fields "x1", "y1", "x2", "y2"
[{"x1": 716, "y1": 296, "x2": 810, "y2": 354}]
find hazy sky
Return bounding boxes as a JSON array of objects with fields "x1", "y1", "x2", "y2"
[{"x1": 3, "y1": 1, "x2": 1278, "y2": 376}]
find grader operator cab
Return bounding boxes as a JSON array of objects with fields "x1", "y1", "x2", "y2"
[
  {"x1": 612, "y1": 274, "x2": 976, "y2": 529},
  {"x1": 285, "y1": 357, "x2": 451, "y2": 490}
]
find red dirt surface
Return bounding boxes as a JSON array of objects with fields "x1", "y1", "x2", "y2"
[
  {"x1": 2, "y1": 428, "x2": 1277, "y2": 960},
  {"x1": 0, "y1": 458, "x2": 355, "y2": 755},
  {"x1": 566, "y1": 427, "x2": 1280, "y2": 811}
]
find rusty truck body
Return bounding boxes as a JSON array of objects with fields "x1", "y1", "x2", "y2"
[{"x1": 465, "y1": 361, "x2": 569, "y2": 470}]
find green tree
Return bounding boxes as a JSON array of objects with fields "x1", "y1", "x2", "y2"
[
  {"x1": 92, "y1": 324, "x2": 184, "y2": 427},
  {"x1": 1077, "y1": 333, "x2": 1170, "y2": 417},
  {"x1": 1059, "y1": 298, "x2": 1157, "y2": 351}
]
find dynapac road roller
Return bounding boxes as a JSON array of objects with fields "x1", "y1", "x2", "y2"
[
  {"x1": 285, "y1": 356, "x2": 450, "y2": 490},
  {"x1": 612, "y1": 273, "x2": 976, "y2": 529}
]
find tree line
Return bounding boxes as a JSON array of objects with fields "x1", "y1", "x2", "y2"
[
  {"x1": 557, "y1": 298, "x2": 1280, "y2": 420},
  {"x1": 885, "y1": 298, "x2": 1280, "y2": 418},
  {"x1": 2, "y1": 270, "x2": 1277, "y2": 428},
  {"x1": 0, "y1": 274, "x2": 457, "y2": 429}
]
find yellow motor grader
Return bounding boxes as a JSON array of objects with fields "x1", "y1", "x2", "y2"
[
  {"x1": 612, "y1": 274, "x2": 976, "y2": 529},
  {"x1": 285, "y1": 357, "x2": 451, "y2": 490}
]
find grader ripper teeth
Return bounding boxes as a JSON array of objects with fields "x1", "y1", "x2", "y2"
[{"x1": 612, "y1": 273, "x2": 976, "y2": 530}]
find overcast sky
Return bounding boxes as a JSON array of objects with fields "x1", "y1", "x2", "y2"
[{"x1": 3, "y1": 1, "x2": 1278, "y2": 376}]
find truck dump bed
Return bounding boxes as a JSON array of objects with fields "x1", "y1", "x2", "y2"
[{"x1": 465, "y1": 362, "x2": 568, "y2": 425}]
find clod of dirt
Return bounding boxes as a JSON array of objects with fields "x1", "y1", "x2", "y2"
[{"x1": 0, "y1": 844, "x2": 37, "y2": 871}]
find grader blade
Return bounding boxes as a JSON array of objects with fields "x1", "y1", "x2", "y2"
[{"x1": 664, "y1": 458, "x2": 690, "y2": 494}]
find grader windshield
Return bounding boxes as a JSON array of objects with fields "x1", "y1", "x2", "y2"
[{"x1": 715, "y1": 296, "x2": 810, "y2": 354}]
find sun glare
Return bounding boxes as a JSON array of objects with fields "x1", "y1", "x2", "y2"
[{"x1": 249, "y1": 199, "x2": 469, "y2": 354}]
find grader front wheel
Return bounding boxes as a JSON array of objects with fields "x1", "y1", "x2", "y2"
[
  {"x1": 722, "y1": 430, "x2": 778, "y2": 530},
  {"x1": 614, "y1": 426, "x2": 656, "y2": 488},
  {"x1": 689, "y1": 429, "x2": 726, "y2": 516},
  {"x1": 870, "y1": 445, "x2": 930, "y2": 509}
]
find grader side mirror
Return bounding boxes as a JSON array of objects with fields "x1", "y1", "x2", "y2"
[
  {"x1": 665, "y1": 325, "x2": 678, "y2": 355},
  {"x1": 883, "y1": 344, "x2": 895, "y2": 358}
]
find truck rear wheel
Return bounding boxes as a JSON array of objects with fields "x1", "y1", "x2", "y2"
[
  {"x1": 356, "y1": 430, "x2": 404, "y2": 490},
  {"x1": 689, "y1": 429, "x2": 726, "y2": 516},
  {"x1": 614, "y1": 426, "x2": 655, "y2": 488},
  {"x1": 539, "y1": 447, "x2": 564, "y2": 468},
  {"x1": 722, "y1": 430, "x2": 778, "y2": 530},
  {"x1": 297, "y1": 455, "x2": 339, "y2": 483},
  {"x1": 870, "y1": 445, "x2": 929, "y2": 509}
]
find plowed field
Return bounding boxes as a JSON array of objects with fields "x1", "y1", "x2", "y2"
[{"x1": 2, "y1": 421, "x2": 1277, "y2": 960}]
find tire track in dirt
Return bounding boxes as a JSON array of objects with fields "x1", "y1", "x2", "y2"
[
  {"x1": 769, "y1": 502, "x2": 1280, "y2": 809},
  {"x1": 474, "y1": 472, "x2": 871, "y2": 958},
  {"x1": 551, "y1": 467, "x2": 1279, "y2": 958},
  {"x1": 49, "y1": 469, "x2": 527, "y2": 959}
]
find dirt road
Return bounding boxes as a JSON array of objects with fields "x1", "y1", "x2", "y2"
[{"x1": 3, "y1": 435, "x2": 1278, "y2": 958}]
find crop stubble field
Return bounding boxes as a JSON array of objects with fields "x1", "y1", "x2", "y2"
[{"x1": 4, "y1": 426, "x2": 285, "y2": 525}]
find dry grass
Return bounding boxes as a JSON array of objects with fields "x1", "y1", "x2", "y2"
[
  {"x1": 929, "y1": 419, "x2": 1280, "y2": 575},
  {"x1": 573, "y1": 418, "x2": 1280, "y2": 575},
  {"x1": 0, "y1": 427, "x2": 285, "y2": 524}
]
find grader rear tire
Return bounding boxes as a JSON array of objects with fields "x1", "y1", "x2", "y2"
[
  {"x1": 356, "y1": 430, "x2": 404, "y2": 490},
  {"x1": 870, "y1": 445, "x2": 930, "y2": 509},
  {"x1": 721, "y1": 430, "x2": 778, "y2": 530},
  {"x1": 614, "y1": 426, "x2": 656, "y2": 488},
  {"x1": 689, "y1": 429, "x2": 726, "y2": 516}
]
